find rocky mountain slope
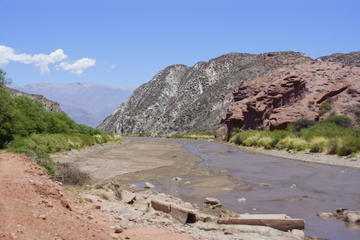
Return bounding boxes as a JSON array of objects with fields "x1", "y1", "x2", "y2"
[
  {"x1": 6, "y1": 87, "x2": 63, "y2": 113},
  {"x1": 13, "y1": 82, "x2": 132, "y2": 127},
  {"x1": 216, "y1": 60, "x2": 360, "y2": 138},
  {"x1": 99, "y1": 52, "x2": 312, "y2": 135}
]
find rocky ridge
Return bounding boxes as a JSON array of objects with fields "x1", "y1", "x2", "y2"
[
  {"x1": 217, "y1": 61, "x2": 360, "y2": 138},
  {"x1": 216, "y1": 53, "x2": 360, "y2": 138},
  {"x1": 99, "y1": 52, "x2": 311, "y2": 135},
  {"x1": 99, "y1": 51, "x2": 360, "y2": 136},
  {"x1": 6, "y1": 87, "x2": 63, "y2": 113}
]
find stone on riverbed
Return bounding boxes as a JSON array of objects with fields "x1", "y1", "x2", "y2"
[
  {"x1": 345, "y1": 211, "x2": 360, "y2": 223},
  {"x1": 144, "y1": 182, "x2": 155, "y2": 189},
  {"x1": 317, "y1": 212, "x2": 334, "y2": 219},
  {"x1": 120, "y1": 190, "x2": 136, "y2": 204},
  {"x1": 204, "y1": 197, "x2": 221, "y2": 205}
]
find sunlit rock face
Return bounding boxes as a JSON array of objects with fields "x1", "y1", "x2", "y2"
[
  {"x1": 99, "y1": 52, "x2": 312, "y2": 135},
  {"x1": 218, "y1": 59, "x2": 360, "y2": 139}
]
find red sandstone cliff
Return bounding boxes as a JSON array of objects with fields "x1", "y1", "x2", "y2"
[{"x1": 217, "y1": 61, "x2": 360, "y2": 138}]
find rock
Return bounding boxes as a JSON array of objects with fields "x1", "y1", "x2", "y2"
[
  {"x1": 94, "y1": 205, "x2": 101, "y2": 209},
  {"x1": 151, "y1": 199, "x2": 171, "y2": 213},
  {"x1": 120, "y1": 190, "x2": 136, "y2": 204},
  {"x1": 218, "y1": 216, "x2": 305, "y2": 232},
  {"x1": 172, "y1": 177, "x2": 182, "y2": 182},
  {"x1": 218, "y1": 61, "x2": 360, "y2": 137},
  {"x1": 144, "y1": 182, "x2": 154, "y2": 189},
  {"x1": 184, "y1": 181, "x2": 191, "y2": 185},
  {"x1": 98, "y1": 52, "x2": 312, "y2": 135},
  {"x1": 345, "y1": 211, "x2": 360, "y2": 223},
  {"x1": 317, "y1": 212, "x2": 334, "y2": 219},
  {"x1": 204, "y1": 197, "x2": 221, "y2": 205},
  {"x1": 237, "y1": 198, "x2": 247, "y2": 203},
  {"x1": 170, "y1": 205, "x2": 196, "y2": 224},
  {"x1": 291, "y1": 229, "x2": 305, "y2": 239},
  {"x1": 290, "y1": 184, "x2": 297, "y2": 189},
  {"x1": 114, "y1": 227, "x2": 123, "y2": 234}
]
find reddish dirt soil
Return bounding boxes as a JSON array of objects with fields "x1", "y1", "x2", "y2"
[{"x1": 0, "y1": 152, "x2": 195, "y2": 240}]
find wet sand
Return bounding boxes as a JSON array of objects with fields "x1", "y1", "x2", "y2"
[{"x1": 53, "y1": 138, "x2": 238, "y2": 197}]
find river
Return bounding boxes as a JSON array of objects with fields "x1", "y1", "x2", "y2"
[{"x1": 135, "y1": 138, "x2": 360, "y2": 240}]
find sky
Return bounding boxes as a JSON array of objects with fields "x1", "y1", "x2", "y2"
[{"x1": 0, "y1": 0, "x2": 359, "y2": 88}]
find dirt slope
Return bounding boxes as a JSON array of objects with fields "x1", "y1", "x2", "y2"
[{"x1": 0, "y1": 152, "x2": 195, "y2": 240}]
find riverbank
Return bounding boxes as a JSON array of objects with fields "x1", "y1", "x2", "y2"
[{"x1": 231, "y1": 144, "x2": 360, "y2": 169}]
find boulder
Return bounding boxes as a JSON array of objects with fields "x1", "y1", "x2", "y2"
[
  {"x1": 317, "y1": 212, "x2": 334, "y2": 219},
  {"x1": 144, "y1": 182, "x2": 154, "y2": 189},
  {"x1": 150, "y1": 199, "x2": 171, "y2": 213},
  {"x1": 120, "y1": 190, "x2": 136, "y2": 204},
  {"x1": 345, "y1": 211, "x2": 360, "y2": 223},
  {"x1": 204, "y1": 197, "x2": 221, "y2": 205}
]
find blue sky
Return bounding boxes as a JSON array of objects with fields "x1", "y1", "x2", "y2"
[{"x1": 1, "y1": 0, "x2": 359, "y2": 88}]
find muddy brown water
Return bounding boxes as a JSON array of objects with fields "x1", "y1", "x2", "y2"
[{"x1": 132, "y1": 138, "x2": 360, "y2": 240}]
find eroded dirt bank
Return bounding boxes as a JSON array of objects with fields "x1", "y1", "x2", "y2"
[{"x1": 0, "y1": 152, "x2": 195, "y2": 240}]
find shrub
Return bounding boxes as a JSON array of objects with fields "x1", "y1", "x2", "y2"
[
  {"x1": 309, "y1": 137, "x2": 328, "y2": 153},
  {"x1": 288, "y1": 119, "x2": 317, "y2": 132},
  {"x1": 336, "y1": 137, "x2": 360, "y2": 156},
  {"x1": 257, "y1": 136, "x2": 276, "y2": 149},
  {"x1": 167, "y1": 131, "x2": 214, "y2": 140},
  {"x1": 276, "y1": 137, "x2": 308, "y2": 151},
  {"x1": 319, "y1": 102, "x2": 332, "y2": 115},
  {"x1": 242, "y1": 135, "x2": 261, "y2": 147},
  {"x1": 325, "y1": 138, "x2": 339, "y2": 154},
  {"x1": 324, "y1": 115, "x2": 352, "y2": 128},
  {"x1": 39, "y1": 161, "x2": 56, "y2": 176},
  {"x1": 300, "y1": 122, "x2": 353, "y2": 140},
  {"x1": 55, "y1": 162, "x2": 91, "y2": 185},
  {"x1": 8, "y1": 133, "x2": 119, "y2": 159}
]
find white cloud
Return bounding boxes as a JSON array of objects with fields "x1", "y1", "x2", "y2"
[
  {"x1": 0, "y1": 46, "x2": 67, "y2": 73},
  {"x1": 0, "y1": 45, "x2": 96, "y2": 74},
  {"x1": 110, "y1": 64, "x2": 116, "y2": 69},
  {"x1": 59, "y1": 58, "x2": 96, "y2": 75}
]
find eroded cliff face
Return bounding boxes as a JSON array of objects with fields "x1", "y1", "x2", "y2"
[
  {"x1": 99, "y1": 52, "x2": 312, "y2": 135},
  {"x1": 7, "y1": 88, "x2": 63, "y2": 113},
  {"x1": 217, "y1": 61, "x2": 360, "y2": 138}
]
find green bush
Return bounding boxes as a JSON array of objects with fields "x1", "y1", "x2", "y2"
[
  {"x1": 319, "y1": 102, "x2": 332, "y2": 115},
  {"x1": 324, "y1": 115, "x2": 352, "y2": 128},
  {"x1": 8, "y1": 133, "x2": 120, "y2": 159},
  {"x1": 276, "y1": 137, "x2": 308, "y2": 151},
  {"x1": 288, "y1": 119, "x2": 316, "y2": 133},
  {"x1": 300, "y1": 122, "x2": 353, "y2": 140},
  {"x1": 336, "y1": 137, "x2": 360, "y2": 156},
  {"x1": 309, "y1": 137, "x2": 328, "y2": 153},
  {"x1": 167, "y1": 131, "x2": 214, "y2": 140},
  {"x1": 257, "y1": 136, "x2": 276, "y2": 149}
]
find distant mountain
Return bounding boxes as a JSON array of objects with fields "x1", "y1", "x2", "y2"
[{"x1": 12, "y1": 82, "x2": 132, "y2": 127}]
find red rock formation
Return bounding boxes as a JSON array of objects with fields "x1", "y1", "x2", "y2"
[{"x1": 217, "y1": 61, "x2": 360, "y2": 138}]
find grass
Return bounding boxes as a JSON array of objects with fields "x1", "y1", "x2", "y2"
[
  {"x1": 229, "y1": 116, "x2": 360, "y2": 156},
  {"x1": 8, "y1": 133, "x2": 121, "y2": 176},
  {"x1": 166, "y1": 131, "x2": 214, "y2": 140}
]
